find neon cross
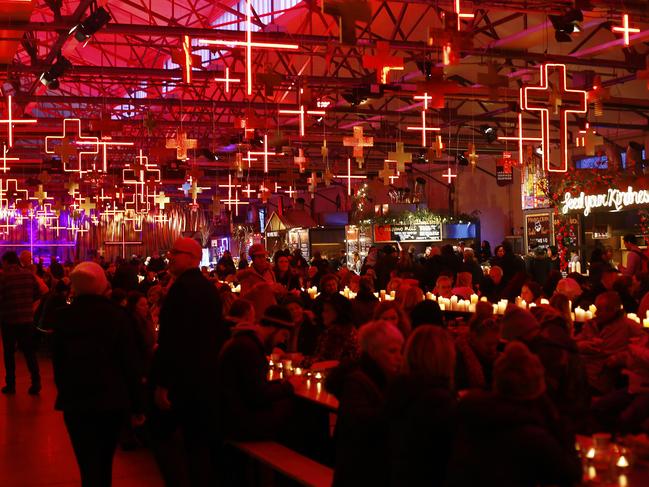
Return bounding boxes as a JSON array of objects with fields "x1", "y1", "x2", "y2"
[
  {"x1": 284, "y1": 186, "x2": 297, "y2": 198},
  {"x1": 454, "y1": 0, "x2": 474, "y2": 31},
  {"x1": 387, "y1": 142, "x2": 412, "y2": 172},
  {"x1": 0, "y1": 95, "x2": 37, "y2": 147},
  {"x1": 95, "y1": 138, "x2": 135, "y2": 173},
  {"x1": 522, "y1": 63, "x2": 588, "y2": 173},
  {"x1": 221, "y1": 190, "x2": 249, "y2": 216},
  {"x1": 242, "y1": 183, "x2": 256, "y2": 198},
  {"x1": 498, "y1": 113, "x2": 544, "y2": 170},
  {"x1": 362, "y1": 41, "x2": 404, "y2": 84},
  {"x1": 414, "y1": 93, "x2": 434, "y2": 110},
  {"x1": 33, "y1": 185, "x2": 50, "y2": 205},
  {"x1": 248, "y1": 134, "x2": 276, "y2": 173},
  {"x1": 154, "y1": 191, "x2": 170, "y2": 210},
  {"x1": 214, "y1": 67, "x2": 241, "y2": 93},
  {"x1": 66, "y1": 179, "x2": 79, "y2": 197},
  {"x1": 407, "y1": 110, "x2": 441, "y2": 147},
  {"x1": 612, "y1": 14, "x2": 640, "y2": 46},
  {"x1": 307, "y1": 172, "x2": 319, "y2": 194},
  {"x1": 218, "y1": 173, "x2": 241, "y2": 202},
  {"x1": 198, "y1": 0, "x2": 299, "y2": 96},
  {"x1": 442, "y1": 167, "x2": 457, "y2": 184},
  {"x1": 433, "y1": 135, "x2": 445, "y2": 158},
  {"x1": 166, "y1": 131, "x2": 197, "y2": 161},
  {"x1": 294, "y1": 148, "x2": 307, "y2": 173},
  {"x1": 0, "y1": 144, "x2": 18, "y2": 173},
  {"x1": 45, "y1": 118, "x2": 99, "y2": 175},
  {"x1": 79, "y1": 197, "x2": 96, "y2": 215},
  {"x1": 334, "y1": 158, "x2": 367, "y2": 196},
  {"x1": 181, "y1": 35, "x2": 193, "y2": 83},
  {"x1": 179, "y1": 180, "x2": 192, "y2": 198},
  {"x1": 278, "y1": 106, "x2": 326, "y2": 137},
  {"x1": 467, "y1": 143, "x2": 478, "y2": 169},
  {"x1": 0, "y1": 179, "x2": 28, "y2": 207},
  {"x1": 575, "y1": 123, "x2": 604, "y2": 156},
  {"x1": 343, "y1": 126, "x2": 374, "y2": 167},
  {"x1": 378, "y1": 162, "x2": 395, "y2": 186}
]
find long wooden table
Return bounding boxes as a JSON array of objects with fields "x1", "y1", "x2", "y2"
[{"x1": 292, "y1": 378, "x2": 339, "y2": 412}]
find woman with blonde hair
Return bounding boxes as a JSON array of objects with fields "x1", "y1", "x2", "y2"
[
  {"x1": 395, "y1": 284, "x2": 424, "y2": 316},
  {"x1": 385, "y1": 326, "x2": 457, "y2": 486},
  {"x1": 373, "y1": 300, "x2": 412, "y2": 338}
]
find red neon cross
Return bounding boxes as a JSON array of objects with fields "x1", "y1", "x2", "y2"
[
  {"x1": 248, "y1": 134, "x2": 276, "y2": 173},
  {"x1": 0, "y1": 144, "x2": 18, "y2": 173},
  {"x1": 454, "y1": 0, "x2": 475, "y2": 31},
  {"x1": 407, "y1": 110, "x2": 440, "y2": 147},
  {"x1": 44, "y1": 118, "x2": 99, "y2": 175},
  {"x1": 612, "y1": 14, "x2": 640, "y2": 46},
  {"x1": 198, "y1": 0, "x2": 299, "y2": 96},
  {"x1": 214, "y1": 67, "x2": 241, "y2": 93},
  {"x1": 522, "y1": 63, "x2": 588, "y2": 173},
  {"x1": 278, "y1": 106, "x2": 326, "y2": 137},
  {"x1": 96, "y1": 138, "x2": 135, "y2": 173},
  {"x1": 0, "y1": 95, "x2": 37, "y2": 147},
  {"x1": 414, "y1": 93, "x2": 434, "y2": 110},
  {"x1": 442, "y1": 167, "x2": 457, "y2": 184},
  {"x1": 334, "y1": 158, "x2": 367, "y2": 196}
]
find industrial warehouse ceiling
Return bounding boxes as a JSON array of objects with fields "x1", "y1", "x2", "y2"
[{"x1": 0, "y1": 0, "x2": 648, "y2": 197}]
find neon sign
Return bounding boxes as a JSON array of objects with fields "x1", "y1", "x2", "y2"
[{"x1": 561, "y1": 186, "x2": 649, "y2": 217}]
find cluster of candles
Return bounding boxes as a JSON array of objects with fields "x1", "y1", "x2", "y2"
[
  {"x1": 626, "y1": 310, "x2": 649, "y2": 328},
  {"x1": 426, "y1": 293, "x2": 479, "y2": 312},
  {"x1": 573, "y1": 305, "x2": 596, "y2": 323},
  {"x1": 567, "y1": 261, "x2": 583, "y2": 274},
  {"x1": 581, "y1": 434, "x2": 631, "y2": 485}
]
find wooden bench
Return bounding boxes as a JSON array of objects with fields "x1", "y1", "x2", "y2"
[{"x1": 228, "y1": 440, "x2": 333, "y2": 487}]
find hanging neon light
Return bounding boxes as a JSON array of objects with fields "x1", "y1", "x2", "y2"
[
  {"x1": 44, "y1": 118, "x2": 99, "y2": 175},
  {"x1": 0, "y1": 95, "x2": 37, "y2": 147},
  {"x1": 278, "y1": 105, "x2": 326, "y2": 137},
  {"x1": 612, "y1": 14, "x2": 640, "y2": 46}
]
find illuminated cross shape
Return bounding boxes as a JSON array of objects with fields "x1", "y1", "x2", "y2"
[
  {"x1": 0, "y1": 95, "x2": 37, "y2": 147},
  {"x1": 171, "y1": 35, "x2": 200, "y2": 84},
  {"x1": 221, "y1": 190, "x2": 249, "y2": 216},
  {"x1": 248, "y1": 134, "x2": 276, "y2": 173},
  {"x1": 308, "y1": 172, "x2": 319, "y2": 195},
  {"x1": 433, "y1": 135, "x2": 445, "y2": 158},
  {"x1": 243, "y1": 153, "x2": 258, "y2": 168},
  {"x1": 499, "y1": 152, "x2": 516, "y2": 173},
  {"x1": 278, "y1": 106, "x2": 326, "y2": 137},
  {"x1": 612, "y1": 14, "x2": 640, "y2": 46},
  {"x1": 198, "y1": 0, "x2": 299, "y2": 96},
  {"x1": 522, "y1": 63, "x2": 588, "y2": 173},
  {"x1": 284, "y1": 186, "x2": 297, "y2": 198},
  {"x1": 0, "y1": 144, "x2": 18, "y2": 173},
  {"x1": 575, "y1": 123, "x2": 604, "y2": 156},
  {"x1": 467, "y1": 143, "x2": 478, "y2": 171},
  {"x1": 387, "y1": 142, "x2": 412, "y2": 171},
  {"x1": 498, "y1": 113, "x2": 544, "y2": 170},
  {"x1": 242, "y1": 184, "x2": 256, "y2": 198},
  {"x1": 362, "y1": 41, "x2": 404, "y2": 84},
  {"x1": 378, "y1": 162, "x2": 395, "y2": 186},
  {"x1": 79, "y1": 197, "x2": 96, "y2": 215},
  {"x1": 166, "y1": 131, "x2": 197, "y2": 160},
  {"x1": 94, "y1": 139, "x2": 135, "y2": 173},
  {"x1": 155, "y1": 191, "x2": 170, "y2": 210},
  {"x1": 33, "y1": 185, "x2": 51, "y2": 205},
  {"x1": 45, "y1": 118, "x2": 99, "y2": 175},
  {"x1": 0, "y1": 179, "x2": 28, "y2": 207},
  {"x1": 442, "y1": 167, "x2": 457, "y2": 184},
  {"x1": 407, "y1": 110, "x2": 441, "y2": 147},
  {"x1": 414, "y1": 93, "x2": 434, "y2": 110},
  {"x1": 274, "y1": 182, "x2": 282, "y2": 192},
  {"x1": 190, "y1": 179, "x2": 208, "y2": 203},
  {"x1": 453, "y1": 0, "x2": 474, "y2": 31},
  {"x1": 179, "y1": 180, "x2": 192, "y2": 197},
  {"x1": 35, "y1": 203, "x2": 58, "y2": 228},
  {"x1": 294, "y1": 148, "x2": 307, "y2": 173},
  {"x1": 258, "y1": 183, "x2": 271, "y2": 203},
  {"x1": 334, "y1": 158, "x2": 367, "y2": 196},
  {"x1": 218, "y1": 173, "x2": 241, "y2": 202},
  {"x1": 343, "y1": 126, "x2": 374, "y2": 168},
  {"x1": 214, "y1": 67, "x2": 241, "y2": 93},
  {"x1": 66, "y1": 179, "x2": 79, "y2": 197}
]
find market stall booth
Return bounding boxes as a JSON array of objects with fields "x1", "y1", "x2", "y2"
[{"x1": 264, "y1": 210, "x2": 316, "y2": 259}]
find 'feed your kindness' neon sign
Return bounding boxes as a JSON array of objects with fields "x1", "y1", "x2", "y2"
[{"x1": 561, "y1": 187, "x2": 649, "y2": 217}]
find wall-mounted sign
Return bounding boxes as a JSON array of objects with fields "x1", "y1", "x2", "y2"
[
  {"x1": 373, "y1": 222, "x2": 443, "y2": 242},
  {"x1": 525, "y1": 213, "x2": 552, "y2": 253},
  {"x1": 561, "y1": 186, "x2": 649, "y2": 217}
]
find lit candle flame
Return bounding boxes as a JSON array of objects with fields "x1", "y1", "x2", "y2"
[{"x1": 616, "y1": 455, "x2": 629, "y2": 468}]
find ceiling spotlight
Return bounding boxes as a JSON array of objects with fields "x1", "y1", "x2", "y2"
[
  {"x1": 457, "y1": 153, "x2": 469, "y2": 166},
  {"x1": 534, "y1": 146, "x2": 544, "y2": 156},
  {"x1": 69, "y1": 7, "x2": 111, "y2": 42},
  {"x1": 39, "y1": 55, "x2": 72, "y2": 90},
  {"x1": 480, "y1": 125, "x2": 497, "y2": 143},
  {"x1": 549, "y1": 9, "x2": 583, "y2": 42}
]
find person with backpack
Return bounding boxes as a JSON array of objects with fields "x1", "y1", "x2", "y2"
[{"x1": 619, "y1": 234, "x2": 648, "y2": 279}]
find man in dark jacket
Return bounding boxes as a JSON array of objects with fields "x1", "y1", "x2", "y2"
[
  {"x1": 52, "y1": 261, "x2": 143, "y2": 487},
  {"x1": 216, "y1": 305, "x2": 297, "y2": 440},
  {"x1": 150, "y1": 237, "x2": 226, "y2": 487},
  {"x1": 0, "y1": 251, "x2": 44, "y2": 394}
]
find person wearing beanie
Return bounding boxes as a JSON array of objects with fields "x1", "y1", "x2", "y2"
[
  {"x1": 446, "y1": 341, "x2": 582, "y2": 487},
  {"x1": 216, "y1": 304, "x2": 300, "y2": 441},
  {"x1": 148, "y1": 237, "x2": 227, "y2": 485},
  {"x1": 501, "y1": 307, "x2": 540, "y2": 342},
  {"x1": 50, "y1": 260, "x2": 143, "y2": 487}
]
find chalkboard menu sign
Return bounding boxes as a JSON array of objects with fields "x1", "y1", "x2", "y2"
[
  {"x1": 374, "y1": 223, "x2": 443, "y2": 242},
  {"x1": 525, "y1": 213, "x2": 552, "y2": 253}
]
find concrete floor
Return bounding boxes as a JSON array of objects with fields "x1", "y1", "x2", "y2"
[{"x1": 0, "y1": 351, "x2": 164, "y2": 487}]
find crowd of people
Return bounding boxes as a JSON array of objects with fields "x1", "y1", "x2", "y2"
[{"x1": 1, "y1": 234, "x2": 649, "y2": 486}]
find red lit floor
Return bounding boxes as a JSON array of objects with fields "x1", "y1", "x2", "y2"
[{"x1": 0, "y1": 352, "x2": 164, "y2": 487}]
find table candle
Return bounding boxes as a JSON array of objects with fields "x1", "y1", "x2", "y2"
[
  {"x1": 643, "y1": 318, "x2": 649, "y2": 328},
  {"x1": 616, "y1": 455, "x2": 629, "y2": 468},
  {"x1": 468, "y1": 303, "x2": 476, "y2": 313},
  {"x1": 586, "y1": 448, "x2": 596, "y2": 460},
  {"x1": 480, "y1": 296, "x2": 488, "y2": 302},
  {"x1": 426, "y1": 292, "x2": 434, "y2": 301},
  {"x1": 380, "y1": 290, "x2": 386, "y2": 300},
  {"x1": 589, "y1": 304, "x2": 597, "y2": 315},
  {"x1": 314, "y1": 372, "x2": 323, "y2": 381},
  {"x1": 540, "y1": 298, "x2": 549, "y2": 305},
  {"x1": 450, "y1": 296, "x2": 458, "y2": 311},
  {"x1": 390, "y1": 290, "x2": 396, "y2": 298},
  {"x1": 470, "y1": 294, "x2": 478, "y2": 304},
  {"x1": 294, "y1": 367, "x2": 303, "y2": 376},
  {"x1": 439, "y1": 302, "x2": 446, "y2": 311},
  {"x1": 575, "y1": 307, "x2": 585, "y2": 322}
]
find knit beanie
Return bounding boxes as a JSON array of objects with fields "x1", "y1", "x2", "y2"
[
  {"x1": 70, "y1": 261, "x2": 109, "y2": 296},
  {"x1": 494, "y1": 341, "x2": 546, "y2": 400}
]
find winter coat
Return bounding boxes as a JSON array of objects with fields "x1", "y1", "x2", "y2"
[
  {"x1": 216, "y1": 329, "x2": 294, "y2": 440},
  {"x1": 384, "y1": 373, "x2": 456, "y2": 486},
  {"x1": 446, "y1": 392, "x2": 582, "y2": 487},
  {"x1": 325, "y1": 354, "x2": 390, "y2": 487}
]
